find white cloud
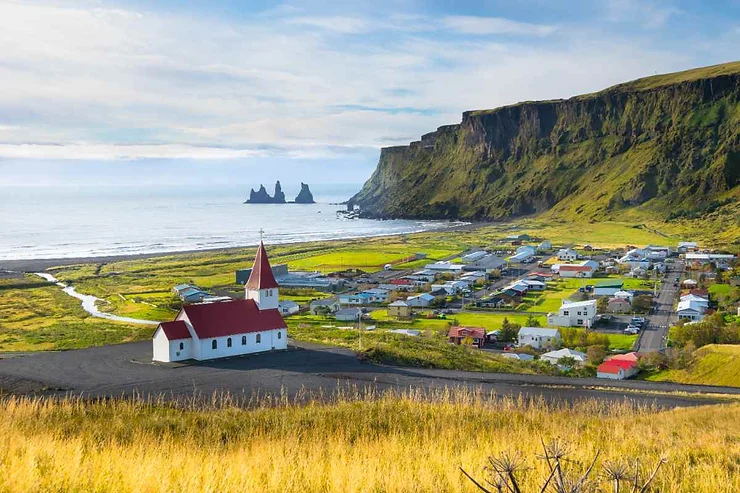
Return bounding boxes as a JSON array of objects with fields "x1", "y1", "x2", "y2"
[
  {"x1": 605, "y1": 0, "x2": 682, "y2": 29},
  {"x1": 0, "y1": 1, "x2": 701, "y2": 162},
  {"x1": 442, "y1": 16, "x2": 557, "y2": 36}
]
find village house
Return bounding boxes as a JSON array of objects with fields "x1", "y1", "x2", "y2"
[
  {"x1": 677, "y1": 241, "x2": 698, "y2": 253},
  {"x1": 517, "y1": 327, "x2": 560, "y2": 349},
  {"x1": 335, "y1": 307, "x2": 362, "y2": 322},
  {"x1": 278, "y1": 300, "x2": 299, "y2": 315},
  {"x1": 463, "y1": 254, "x2": 506, "y2": 273},
  {"x1": 685, "y1": 253, "x2": 736, "y2": 269},
  {"x1": 461, "y1": 250, "x2": 487, "y2": 263},
  {"x1": 547, "y1": 299, "x2": 597, "y2": 327},
  {"x1": 309, "y1": 298, "x2": 340, "y2": 315},
  {"x1": 501, "y1": 353, "x2": 535, "y2": 361},
  {"x1": 505, "y1": 233, "x2": 531, "y2": 242},
  {"x1": 557, "y1": 248, "x2": 579, "y2": 261},
  {"x1": 431, "y1": 280, "x2": 468, "y2": 295},
  {"x1": 538, "y1": 240, "x2": 552, "y2": 252},
  {"x1": 424, "y1": 261, "x2": 465, "y2": 273},
  {"x1": 387, "y1": 300, "x2": 411, "y2": 318},
  {"x1": 607, "y1": 297, "x2": 632, "y2": 313},
  {"x1": 597, "y1": 359, "x2": 639, "y2": 380},
  {"x1": 153, "y1": 242, "x2": 287, "y2": 363},
  {"x1": 553, "y1": 260, "x2": 598, "y2": 278},
  {"x1": 447, "y1": 326, "x2": 486, "y2": 348},
  {"x1": 406, "y1": 293, "x2": 435, "y2": 307},
  {"x1": 540, "y1": 348, "x2": 587, "y2": 366},
  {"x1": 677, "y1": 293, "x2": 710, "y2": 322}
]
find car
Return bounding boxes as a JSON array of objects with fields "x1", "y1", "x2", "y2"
[
  {"x1": 626, "y1": 324, "x2": 641, "y2": 332},
  {"x1": 624, "y1": 327, "x2": 639, "y2": 335},
  {"x1": 631, "y1": 317, "x2": 646, "y2": 325}
]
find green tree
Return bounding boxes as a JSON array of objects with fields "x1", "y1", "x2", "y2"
[
  {"x1": 586, "y1": 345, "x2": 606, "y2": 365},
  {"x1": 596, "y1": 296, "x2": 609, "y2": 313},
  {"x1": 525, "y1": 314, "x2": 541, "y2": 327}
]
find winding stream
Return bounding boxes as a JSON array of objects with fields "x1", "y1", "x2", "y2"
[{"x1": 35, "y1": 273, "x2": 159, "y2": 325}]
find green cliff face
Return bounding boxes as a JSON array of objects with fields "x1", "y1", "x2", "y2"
[{"x1": 350, "y1": 62, "x2": 740, "y2": 223}]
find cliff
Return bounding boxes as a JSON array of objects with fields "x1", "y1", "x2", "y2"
[
  {"x1": 350, "y1": 62, "x2": 740, "y2": 223},
  {"x1": 294, "y1": 183, "x2": 315, "y2": 204}
]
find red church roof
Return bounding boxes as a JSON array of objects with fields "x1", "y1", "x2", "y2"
[
  {"x1": 181, "y1": 299, "x2": 285, "y2": 338},
  {"x1": 245, "y1": 241, "x2": 279, "y2": 290},
  {"x1": 158, "y1": 320, "x2": 191, "y2": 340}
]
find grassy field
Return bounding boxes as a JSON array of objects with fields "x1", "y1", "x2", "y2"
[
  {"x1": 0, "y1": 392, "x2": 738, "y2": 492},
  {"x1": 0, "y1": 277, "x2": 149, "y2": 352},
  {"x1": 645, "y1": 345, "x2": 740, "y2": 387}
]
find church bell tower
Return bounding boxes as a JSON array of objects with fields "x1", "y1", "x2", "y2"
[{"x1": 245, "y1": 240, "x2": 279, "y2": 310}]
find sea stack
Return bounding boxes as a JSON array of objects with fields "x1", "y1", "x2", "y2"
[
  {"x1": 294, "y1": 183, "x2": 315, "y2": 204},
  {"x1": 273, "y1": 180, "x2": 286, "y2": 203},
  {"x1": 245, "y1": 180, "x2": 287, "y2": 204}
]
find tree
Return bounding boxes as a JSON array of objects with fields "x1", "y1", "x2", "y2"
[
  {"x1": 596, "y1": 296, "x2": 609, "y2": 313},
  {"x1": 557, "y1": 356, "x2": 577, "y2": 369},
  {"x1": 631, "y1": 294, "x2": 653, "y2": 313},
  {"x1": 586, "y1": 345, "x2": 607, "y2": 365},
  {"x1": 525, "y1": 314, "x2": 541, "y2": 327},
  {"x1": 499, "y1": 317, "x2": 520, "y2": 342}
]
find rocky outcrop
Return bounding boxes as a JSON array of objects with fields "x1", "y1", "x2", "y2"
[
  {"x1": 350, "y1": 62, "x2": 740, "y2": 222},
  {"x1": 245, "y1": 180, "x2": 287, "y2": 204},
  {"x1": 294, "y1": 183, "x2": 315, "y2": 204}
]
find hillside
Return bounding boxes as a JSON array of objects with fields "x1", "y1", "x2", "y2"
[
  {"x1": 646, "y1": 344, "x2": 740, "y2": 387},
  {"x1": 350, "y1": 62, "x2": 740, "y2": 235}
]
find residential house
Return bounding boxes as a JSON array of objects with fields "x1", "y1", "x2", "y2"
[
  {"x1": 540, "y1": 348, "x2": 587, "y2": 366},
  {"x1": 676, "y1": 298, "x2": 707, "y2": 322},
  {"x1": 521, "y1": 279, "x2": 546, "y2": 291},
  {"x1": 447, "y1": 326, "x2": 486, "y2": 348},
  {"x1": 406, "y1": 293, "x2": 435, "y2": 308},
  {"x1": 477, "y1": 295, "x2": 506, "y2": 308},
  {"x1": 509, "y1": 249, "x2": 535, "y2": 263},
  {"x1": 310, "y1": 298, "x2": 340, "y2": 315},
  {"x1": 178, "y1": 287, "x2": 207, "y2": 303},
  {"x1": 387, "y1": 300, "x2": 411, "y2": 318},
  {"x1": 547, "y1": 299, "x2": 598, "y2": 327},
  {"x1": 424, "y1": 261, "x2": 465, "y2": 273},
  {"x1": 431, "y1": 280, "x2": 468, "y2": 295},
  {"x1": 537, "y1": 240, "x2": 552, "y2": 252},
  {"x1": 153, "y1": 242, "x2": 287, "y2": 363},
  {"x1": 278, "y1": 300, "x2": 299, "y2": 315},
  {"x1": 597, "y1": 359, "x2": 639, "y2": 380},
  {"x1": 335, "y1": 308, "x2": 362, "y2": 322},
  {"x1": 517, "y1": 327, "x2": 560, "y2": 349},
  {"x1": 363, "y1": 288, "x2": 390, "y2": 303},
  {"x1": 558, "y1": 248, "x2": 579, "y2": 261},
  {"x1": 505, "y1": 233, "x2": 531, "y2": 242},
  {"x1": 682, "y1": 279, "x2": 698, "y2": 288},
  {"x1": 554, "y1": 260, "x2": 598, "y2": 278},
  {"x1": 685, "y1": 253, "x2": 736, "y2": 269},
  {"x1": 613, "y1": 290, "x2": 634, "y2": 301},
  {"x1": 607, "y1": 297, "x2": 632, "y2": 313},
  {"x1": 498, "y1": 289, "x2": 523, "y2": 304},
  {"x1": 593, "y1": 280, "x2": 624, "y2": 297}
]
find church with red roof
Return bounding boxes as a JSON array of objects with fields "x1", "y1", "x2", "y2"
[{"x1": 152, "y1": 242, "x2": 288, "y2": 362}]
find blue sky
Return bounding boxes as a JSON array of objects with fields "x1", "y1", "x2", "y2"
[{"x1": 0, "y1": 0, "x2": 738, "y2": 187}]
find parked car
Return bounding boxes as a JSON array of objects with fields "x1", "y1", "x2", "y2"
[{"x1": 624, "y1": 327, "x2": 639, "y2": 335}]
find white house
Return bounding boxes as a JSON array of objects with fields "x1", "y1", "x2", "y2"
[
  {"x1": 538, "y1": 240, "x2": 552, "y2": 252},
  {"x1": 677, "y1": 241, "x2": 698, "y2": 253},
  {"x1": 431, "y1": 280, "x2": 468, "y2": 295},
  {"x1": 278, "y1": 300, "x2": 300, "y2": 315},
  {"x1": 406, "y1": 293, "x2": 435, "y2": 307},
  {"x1": 540, "y1": 348, "x2": 587, "y2": 366},
  {"x1": 424, "y1": 261, "x2": 465, "y2": 273},
  {"x1": 547, "y1": 299, "x2": 597, "y2": 327},
  {"x1": 613, "y1": 290, "x2": 634, "y2": 301},
  {"x1": 310, "y1": 298, "x2": 340, "y2": 315},
  {"x1": 553, "y1": 260, "x2": 598, "y2": 278},
  {"x1": 335, "y1": 308, "x2": 362, "y2": 321},
  {"x1": 677, "y1": 296, "x2": 708, "y2": 322},
  {"x1": 517, "y1": 327, "x2": 560, "y2": 349},
  {"x1": 462, "y1": 250, "x2": 487, "y2": 263},
  {"x1": 558, "y1": 248, "x2": 579, "y2": 261},
  {"x1": 521, "y1": 279, "x2": 546, "y2": 290},
  {"x1": 152, "y1": 242, "x2": 287, "y2": 363}
]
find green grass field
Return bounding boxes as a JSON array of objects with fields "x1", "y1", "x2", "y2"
[{"x1": 645, "y1": 344, "x2": 740, "y2": 387}]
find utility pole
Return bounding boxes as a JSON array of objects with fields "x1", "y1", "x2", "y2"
[{"x1": 358, "y1": 310, "x2": 362, "y2": 352}]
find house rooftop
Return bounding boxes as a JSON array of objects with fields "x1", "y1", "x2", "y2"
[{"x1": 518, "y1": 327, "x2": 559, "y2": 337}]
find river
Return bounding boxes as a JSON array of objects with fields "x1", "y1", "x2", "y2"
[{"x1": 35, "y1": 273, "x2": 159, "y2": 326}]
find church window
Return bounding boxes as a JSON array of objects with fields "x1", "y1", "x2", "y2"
[
  {"x1": 256, "y1": 333, "x2": 261, "y2": 344},
  {"x1": 179, "y1": 342, "x2": 184, "y2": 350},
  {"x1": 212, "y1": 340, "x2": 217, "y2": 350},
  {"x1": 227, "y1": 337, "x2": 232, "y2": 348},
  {"x1": 277, "y1": 331, "x2": 282, "y2": 339},
  {"x1": 242, "y1": 336, "x2": 247, "y2": 345}
]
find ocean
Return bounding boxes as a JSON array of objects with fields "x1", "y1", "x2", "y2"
[{"x1": 0, "y1": 184, "x2": 456, "y2": 260}]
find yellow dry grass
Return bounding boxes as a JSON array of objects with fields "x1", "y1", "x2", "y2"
[{"x1": 0, "y1": 389, "x2": 738, "y2": 492}]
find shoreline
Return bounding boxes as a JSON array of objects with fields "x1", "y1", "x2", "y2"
[{"x1": 0, "y1": 221, "x2": 492, "y2": 272}]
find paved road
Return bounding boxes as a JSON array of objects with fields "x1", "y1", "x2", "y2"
[
  {"x1": 0, "y1": 340, "x2": 736, "y2": 408},
  {"x1": 635, "y1": 261, "x2": 684, "y2": 352}
]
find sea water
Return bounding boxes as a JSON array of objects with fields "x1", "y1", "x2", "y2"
[{"x1": 0, "y1": 184, "x2": 456, "y2": 260}]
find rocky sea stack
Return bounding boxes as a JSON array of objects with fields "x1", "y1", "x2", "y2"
[
  {"x1": 294, "y1": 183, "x2": 315, "y2": 204},
  {"x1": 245, "y1": 181, "x2": 287, "y2": 204}
]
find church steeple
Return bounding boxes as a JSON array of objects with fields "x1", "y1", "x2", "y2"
[{"x1": 245, "y1": 241, "x2": 279, "y2": 310}]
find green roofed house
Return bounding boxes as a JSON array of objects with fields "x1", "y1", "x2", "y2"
[{"x1": 593, "y1": 280, "x2": 624, "y2": 297}]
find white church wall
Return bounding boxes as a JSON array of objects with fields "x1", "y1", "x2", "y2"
[
  {"x1": 195, "y1": 329, "x2": 286, "y2": 361},
  {"x1": 152, "y1": 328, "x2": 171, "y2": 362}
]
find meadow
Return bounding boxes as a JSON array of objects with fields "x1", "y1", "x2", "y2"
[
  {"x1": 646, "y1": 345, "x2": 740, "y2": 387},
  {"x1": 0, "y1": 391, "x2": 738, "y2": 492}
]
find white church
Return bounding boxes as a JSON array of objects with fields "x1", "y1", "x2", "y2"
[{"x1": 152, "y1": 241, "x2": 288, "y2": 362}]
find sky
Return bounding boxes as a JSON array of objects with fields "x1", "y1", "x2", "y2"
[{"x1": 0, "y1": 0, "x2": 738, "y2": 188}]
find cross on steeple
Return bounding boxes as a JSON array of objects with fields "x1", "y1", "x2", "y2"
[{"x1": 259, "y1": 228, "x2": 264, "y2": 242}]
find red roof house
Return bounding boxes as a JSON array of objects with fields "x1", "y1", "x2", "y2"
[
  {"x1": 597, "y1": 359, "x2": 638, "y2": 380},
  {"x1": 448, "y1": 326, "x2": 486, "y2": 348}
]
